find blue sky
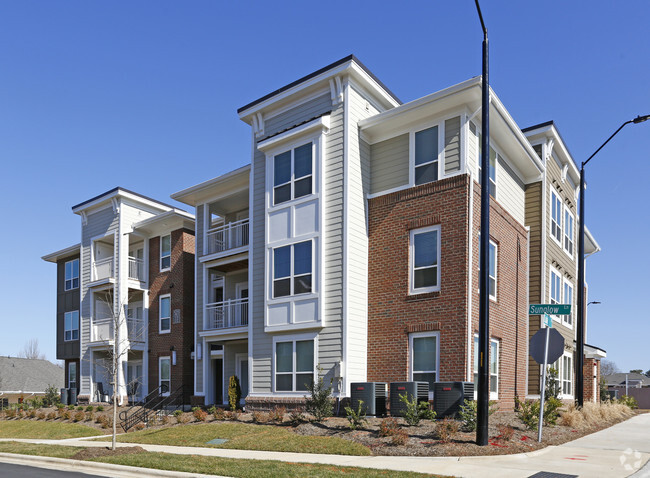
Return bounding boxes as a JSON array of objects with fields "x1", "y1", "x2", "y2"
[{"x1": 1, "y1": 1, "x2": 648, "y2": 373}]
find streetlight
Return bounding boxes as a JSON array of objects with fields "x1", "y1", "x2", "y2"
[
  {"x1": 576, "y1": 114, "x2": 650, "y2": 407},
  {"x1": 474, "y1": 0, "x2": 490, "y2": 446}
]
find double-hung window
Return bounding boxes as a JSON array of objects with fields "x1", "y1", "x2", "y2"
[
  {"x1": 554, "y1": 353, "x2": 573, "y2": 397},
  {"x1": 159, "y1": 295, "x2": 171, "y2": 333},
  {"x1": 550, "y1": 269, "x2": 561, "y2": 307},
  {"x1": 564, "y1": 209, "x2": 574, "y2": 256},
  {"x1": 273, "y1": 143, "x2": 313, "y2": 205},
  {"x1": 275, "y1": 339, "x2": 314, "y2": 392},
  {"x1": 563, "y1": 280, "x2": 573, "y2": 327},
  {"x1": 273, "y1": 241, "x2": 312, "y2": 298},
  {"x1": 159, "y1": 357, "x2": 170, "y2": 395},
  {"x1": 409, "y1": 226, "x2": 441, "y2": 294},
  {"x1": 478, "y1": 233, "x2": 497, "y2": 300},
  {"x1": 160, "y1": 235, "x2": 171, "y2": 271},
  {"x1": 414, "y1": 126, "x2": 439, "y2": 185},
  {"x1": 64, "y1": 311, "x2": 79, "y2": 341},
  {"x1": 473, "y1": 335, "x2": 499, "y2": 397},
  {"x1": 550, "y1": 190, "x2": 562, "y2": 244},
  {"x1": 64, "y1": 259, "x2": 79, "y2": 290},
  {"x1": 68, "y1": 362, "x2": 77, "y2": 389},
  {"x1": 410, "y1": 333, "x2": 438, "y2": 396}
]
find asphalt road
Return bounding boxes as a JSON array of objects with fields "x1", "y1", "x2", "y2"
[{"x1": 0, "y1": 462, "x2": 107, "y2": 478}]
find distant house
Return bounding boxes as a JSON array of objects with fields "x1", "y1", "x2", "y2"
[
  {"x1": 604, "y1": 373, "x2": 650, "y2": 389},
  {"x1": 0, "y1": 356, "x2": 64, "y2": 407}
]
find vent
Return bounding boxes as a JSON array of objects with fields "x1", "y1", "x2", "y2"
[
  {"x1": 350, "y1": 382, "x2": 387, "y2": 416},
  {"x1": 389, "y1": 382, "x2": 429, "y2": 417},
  {"x1": 433, "y1": 382, "x2": 475, "y2": 418}
]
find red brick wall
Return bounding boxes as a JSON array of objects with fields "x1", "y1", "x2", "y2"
[
  {"x1": 148, "y1": 228, "x2": 195, "y2": 399},
  {"x1": 584, "y1": 358, "x2": 600, "y2": 402},
  {"x1": 367, "y1": 175, "x2": 529, "y2": 408}
]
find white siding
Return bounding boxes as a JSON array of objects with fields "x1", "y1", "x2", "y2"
[
  {"x1": 264, "y1": 94, "x2": 332, "y2": 138},
  {"x1": 369, "y1": 134, "x2": 409, "y2": 194},
  {"x1": 496, "y1": 156, "x2": 526, "y2": 224}
]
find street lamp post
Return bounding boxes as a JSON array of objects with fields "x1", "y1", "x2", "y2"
[{"x1": 576, "y1": 114, "x2": 650, "y2": 407}]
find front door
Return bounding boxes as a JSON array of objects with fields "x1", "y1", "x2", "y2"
[
  {"x1": 214, "y1": 358, "x2": 223, "y2": 405},
  {"x1": 236, "y1": 354, "x2": 249, "y2": 405}
]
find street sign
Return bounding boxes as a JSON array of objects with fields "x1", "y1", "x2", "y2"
[
  {"x1": 529, "y1": 328, "x2": 564, "y2": 365},
  {"x1": 543, "y1": 313, "x2": 553, "y2": 328},
  {"x1": 529, "y1": 304, "x2": 571, "y2": 315}
]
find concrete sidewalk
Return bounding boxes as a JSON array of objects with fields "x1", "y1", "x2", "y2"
[{"x1": 1, "y1": 413, "x2": 649, "y2": 477}]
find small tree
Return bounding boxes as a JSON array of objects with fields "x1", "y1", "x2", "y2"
[
  {"x1": 545, "y1": 367, "x2": 561, "y2": 400},
  {"x1": 228, "y1": 376, "x2": 241, "y2": 411},
  {"x1": 304, "y1": 366, "x2": 333, "y2": 421},
  {"x1": 43, "y1": 385, "x2": 60, "y2": 408}
]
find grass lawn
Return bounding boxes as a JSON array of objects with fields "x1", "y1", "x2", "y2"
[
  {"x1": 0, "y1": 421, "x2": 103, "y2": 439},
  {"x1": 101, "y1": 422, "x2": 372, "y2": 456},
  {"x1": 0, "y1": 442, "x2": 447, "y2": 477}
]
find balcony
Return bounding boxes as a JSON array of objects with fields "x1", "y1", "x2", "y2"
[
  {"x1": 206, "y1": 219, "x2": 249, "y2": 256},
  {"x1": 92, "y1": 257, "x2": 114, "y2": 282},
  {"x1": 205, "y1": 298, "x2": 249, "y2": 330},
  {"x1": 90, "y1": 318, "x2": 145, "y2": 343},
  {"x1": 127, "y1": 318, "x2": 145, "y2": 342},
  {"x1": 128, "y1": 257, "x2": 145, "y2": 281}
]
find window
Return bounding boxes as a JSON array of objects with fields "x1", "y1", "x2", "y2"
[
  {"x1": 564, "y1": 209, "x2": 574, "y2": 256},
  {"x1": 273, "y1": 143, "x2": 313, "y2": 205},
  {"x1": 159, "y1": 295, "x2": 171, "y2": 333},
  {"x1": 476, "y1": 128, "x2": 497, "y2": 197},
  {"x1": 550, "y1": 269, "x2": 561, "y2": 306},
  {"x1": 272, "y1": 241, "x2": 312, "y2": 298},
  {"x1": 478, "y1": 233, "x2": 497, "y2": 300},
  {"x1": 64, "y1": 311, "x2": 79, "y2": 341},
  {"x1": 275, "y1": 339, "x2": 314, "y2": 392},
  {"x1": 410, "y1": 333, "x2": 438, "y2": 396},
  {"x1": 563, "y1": 280, "x2": 573, "y2": 327},
  {"x1": 160, "y1": 235, "x2": 171, "y2": 270},
  {"x1": 473, "y1": 335, "x2": 499, "y2": 397},
  {"x1": 553, "y1": 353, "x2": 573, "y2": 397},
  {"x1": 414, "y1": 126, "x2": 439, "y2": 185},
  {"x1": 68, "y1": 362, "x2": 77, "y2": 389},
  {"x1": 159, "y1": 357, "x2": 170, "y2": 395},
  {"x1": 550, "y1": 190, "x2": 562, "y2": 244},
  {"x1": 64, "y1": 259, "x2": 79, "y2": 290},
  {"x1": 409, "y1": 226, "x2": 441, "y2": 294}
]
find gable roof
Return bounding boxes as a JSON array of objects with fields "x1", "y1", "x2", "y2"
[
  {"x1": 0, "y1": 356, "x2": 64, "y2": 393},
  {"x1": 603, "y1": 372, "x2": 650, "y2": 387}
]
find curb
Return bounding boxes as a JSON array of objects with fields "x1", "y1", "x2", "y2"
[{"x1": 0, "y1": 452, "x2": 228, "y2": 478}]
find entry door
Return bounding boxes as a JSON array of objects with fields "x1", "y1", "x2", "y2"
[
  {"x1": 236, "y1": 282, "x2": 248, "y2": 326},
  {"x1": 236, "y1": 355, "x2": 249, "y2": 405},
  {"x1": 126, "y1": 363, "x2": 143, "y2": 401},
  {"x1": 214, "y1": 358, "x2": 223, "y2": 405}
]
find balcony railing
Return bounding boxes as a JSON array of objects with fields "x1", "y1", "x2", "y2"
[
  {"x1": 91, "y1": 318, "x2": 145, "y2": 343},
  {"x1": 205, "y1": 298, "x2": 249, "y2": 330},
  {"x1": 93, "y1": 257, "x2": 114, "y2": 281},
  {"x1": 127, "y1": 318, "x2": 145, "y2": 342},
  {"x1": 206, "y1": 218, "x2": 249, "y2": 255},
  {"x1": 128, "y1": 257, "x2": 145, "y2": 281}
]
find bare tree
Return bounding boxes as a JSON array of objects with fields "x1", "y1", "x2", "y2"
[
  {"x1": 601, "y1": 360, "x2": 620, "y2": 376},
  {"x1": 19, "y1": 339, "x2": 46, "y2": 360}
]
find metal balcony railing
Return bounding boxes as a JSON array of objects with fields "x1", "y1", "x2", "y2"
[
  {"x1": 128, "y1": 257, "x2": 145, "y2": 281},
  {"x1": 205, "y1": 298, "x2": 249, "y2": 330},
  {"x1": 93, "y1": 257, "x2": 114, "y2": 281},
  {"x1": 205, "y1": 218, "x2": 249, "y2": 255}
]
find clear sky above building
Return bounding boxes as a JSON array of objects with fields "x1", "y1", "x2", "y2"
[{"x1": 1, "y1": 1, "x2": 648, "y2": 372}]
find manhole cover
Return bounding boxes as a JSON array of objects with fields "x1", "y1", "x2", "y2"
[{"x1": 206, "y1": 439, "x2": 228, "y2": 445}]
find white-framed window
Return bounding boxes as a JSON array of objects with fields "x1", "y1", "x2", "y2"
[
  {"x1": 64, "y1": 259, "x2": 79, "y2": 291},
  {"x1": 478, "y1": 233, "x2": 498, "y2": 301},
  {"x1": 273, "y1": 142, "x2": 313, "y2": 206},
  {"x1": 272, "y1": 241, "x2": 312, "y2": 298},
  {"x1": 549, "y1": 268, "x2": 561, "y2": 306},
  {"x1": 159, "y1": 295, "x2": 171, "y2": 333},
  {"x1": 160, "y1": 234, "x2": 171, "y2": 271},
  {"x1": 68, "y1": 362, "x2": 77, "y2": 390},
  {"x1": 473, "y1": 335, "x2": 499, "y2": 398},
  {"x1": 64, "y1": 310, "x2": 79, "y2": 341},
  {"x1": 414, "y1": 126, "x2": 440, "y2": 185},
  {"x1": 159, "y1": 356, "x2": 170, "y2": 395},
  {"x1": 564, "y1": 208, "x2": 574, "y2": 257},
  {"x1": 550, "y1": 189, "x2": 562, "y2": 244},
  {"x1": 274, "y1": 337, "x2": 314, "y2": 392},
  {"x1": 409, "y1": 332, "x2": 439, "y2": 398},
  {"x1": 563, "y1": 279, "x2": 574, "y2": 328},
  {"x1": 476, "y1": 127, "x2": 497, "y2": 197},
  {"x1": 409, "y1": 225, "x2": 441, "y2": 294},
  {"x1": 553, "y1": 352, "x2": 573, "y2": 397}
]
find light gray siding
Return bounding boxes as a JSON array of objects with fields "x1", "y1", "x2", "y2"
[
  {"x1": 369, "y1": 134, "x2": 409, "y2": 194},
  {"x1": 264, "y1": 94, "x2": 332, "y2": 138},
  {"x1": 444, "y1": 116, "x2": 461, "y2": 174}
]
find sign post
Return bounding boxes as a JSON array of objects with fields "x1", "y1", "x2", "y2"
[{"x1": 537, "y1": 315, "x2": 552, "y2": 442}]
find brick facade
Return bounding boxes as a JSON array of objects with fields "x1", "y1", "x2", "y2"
[
  {"x1": 147, "y1": 228, "x2": 195, "y2": 400},
  {"x1": 367, "y1": 175, "x2": 529, "y2": 408},
  {"x1": 583, "y1": 358, "x2": 601, "y2": 403}
]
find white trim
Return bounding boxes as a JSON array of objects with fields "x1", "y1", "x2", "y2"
[
  {"x1": 562, "y1": 277, "x2": 574, "y2": 330},
  {"x1": 409, "y1": 225, "x2": 441, "y2": 295},
  {"x1": 466, "y1": 157, "x2": 474, "y2": 383},
  {"x1": 271, "y1": 332, "x2": 318, "y2": 394},
  {"x1": 160, "y1": 234, "x2": 171, "y2": 272},
  {"x1": 64, "y1": 258, "x2": 80, "y2": 291},
  {"x1": 235, "y1": 353, "x2": 248, "y2": 405},
  {"x1": 472, "y1": 334, "x2": 500, "y2": 400},
  {"x1": 409, "y1": 122, "x2": 443, "y2": 187},
  {"x1": 64, "y1": 310, "x2": 80, "y2": 342},
  {"x1": 408, "y1": 331, "x2": 440, "y2": 399},
  {"x1": 257, "y1": 115, "x2": 330, "y2": 153},
  {"x1": 68, "y1": 361, "x2": 77, "y2": 389},
  {"x1": 563, "y1": 207, "x2": 575, "y2": 259},
  {"x1": 548, "y1": 265, "x2": 562, "y2": 325},
  {"x1": 159, "y1": 294, "x2": 171, "y2": 334},
  {"x1": 550, "y1": 186, "x2": 563, "y2": 247},
  {"x1": 159, "y1": 356, "x2": 171, "y2": 396}
]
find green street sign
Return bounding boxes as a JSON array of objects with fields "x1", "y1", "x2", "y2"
[
  {"x1": 543, "y1": 313, "x2": 553, "y2": 328},
  {"x1": 529, "y1": 304, "x2": 571, "y2": 315}
]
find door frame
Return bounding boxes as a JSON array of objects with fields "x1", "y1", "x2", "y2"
[{"x1": 235, "y1": 353, "x2": 248, "y2": 405}]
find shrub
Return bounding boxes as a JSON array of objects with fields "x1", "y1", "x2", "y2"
[
  {"x1": 5, "y1": 409, "x2": 16, "y2": 419},
  {"x1": 212, "y1": 408, "x2": 226, "y2": 421},
  {"x1": 544, "y1": 397, "x2": 562, "y2": 426},
  {"x1": 86, "y1": 411, "x2": 94, "y2": 422},
  {"x1": 37, "y1": 411, "x2": 46, "y2": 420},
  {"x1": 99, "y1": 416, "x2": 112, "y2": 429},
  {"x1": 252, "y1": 411, "x2": 269, "y2": 423},
  {"x1": 43, "y1": 385, "x2": 60, "y2": 408},
  {"x1": 559, "y1": 403, "x2": 586, "y2": 428},
  {"x1": 96, "y1": 405, "x2": 104, "y2": 412},
  {"x1": 618, "y1": 395, "x2": 638, "y2": 409},
  {"x1": 225, "y1": 410, "x2": 240, "y2": 421},
  {"x1": 514, "y1": 397, "x2": 561, "y2": 430},
  {"x1": 207, "y1": 406, "x2": 217, "y2": 414},
  {"x1": 545, "y1": 367, "x2": 561, "y2": 400},
  {"x1": 56, "y1": 403, "x2": 65, "y2": 410},
  {"x1": 62, "y1": 410, "x2": 72, "y2": 420},
  {"x1": 288, "y1": 410, "x2": 306, "y2": 425},
  {"x1": 269, "y1": 406, "x2": 286, "y2": 424},
  {"x1": 193, "y1": 408, "x2": 208, "y2": 422},
  {"x1": 76, "y1": 406, "x2": 84, "y2": 411},
  {"x1": 228, "y1": 376, "x2": 241, "y2": 411},
  {"x1": 435, "y1": 418, "x2": 459, "y2": 443},
  {"x1": 173, "y1": 409, "x2": 183, "y2": 417},
  {"x1": 305, "y1": 367, "x2": 333, "y2": 422},
  {"x1": 73, "y1": 411, "x2": 85, "y2": 422},
  {"x1": 85, "y1": 405, "x2": 94, "y2": 412},
  {"x1": 28, "y1": 397, "x2": 44, "y2": 409},
  {"x1": 176, "y1": 413, "x2": 190, "y2": 424},
  {"x1": 344, "y1": 400, "x2": 367, "y2": 430},
  {"x1": 458, "y1": 399, "x2": 498, "y2": 432},
  {"x1": 497, "y1": 424, "x2": 515, "y2": 442},
  {"x1": 379, "y1": 417, "x2": 400, "y2": 437},
  {"x1": 390, "y1": 427, "x2": 408, "y2": 446},
  {"x1": 161, "y1": 415, "x2": 171, "y2": 426},
  {"x1": 133, "y1": 423, "x2": 146, "y2": 431},
  {"x1": 399, "y1": 393, "x2": 436, "y2": 426},
  {"x1": 46, "y1": 411, "x2": 56, "y2": 420},
  {"x1": 28, "y1": 409, "x2": 37, "y2": 419}
]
